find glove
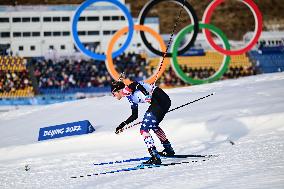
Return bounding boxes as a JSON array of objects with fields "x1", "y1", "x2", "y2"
[
  {"x1": 115, "y1": 122, "x2": 126, "y2": 134},
  {"x1": 145, "y1": 95, "x2": 152, "y2": 103}
]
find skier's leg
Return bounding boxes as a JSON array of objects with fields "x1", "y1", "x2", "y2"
[
  {"x1": 150, "y1": 96, "x2": 175, "y2": 156},
  {"x1": 153, "y1": 126, "x2": 168, "y2": 143},
  {"x1": 143, "y1": 87, "x2": 174, "y2": 157},
  {"x1": 140, "y1": 112, "x2": 161, "y2": 164},
  {"x1": 153, "y1": 126, "x2": 175, "y2": 156}
]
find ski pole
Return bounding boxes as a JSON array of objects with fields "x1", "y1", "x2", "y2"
[
  {"x1": 150, "y1": 0, "x2": 186, "y2": 93},
  {"x1": 117, "y1": 92, "x2": 215, "y2": 134}
]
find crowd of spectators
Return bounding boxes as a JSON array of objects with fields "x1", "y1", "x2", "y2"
[
  {"x1": 33, "y1": 59, "x2": 111, "y2": 90},
  {"x1": 1, "y1": 52, "x2": 258, "y2": 95},
  {"x1": 32, "y1": 52, "x2": 148, "y2": 91},
  {"x1": 113, "y1": 52, "x2": 148, "y2": 81},
  {"x1": 222, "y1": 66, "x2": 258, "y2": 79},
  {"x1": 155, "y1": 65, "x2": 258, "y2": 87},
  {"x1": 0, "y1": 70, "x2": 32, "y2": 93}
]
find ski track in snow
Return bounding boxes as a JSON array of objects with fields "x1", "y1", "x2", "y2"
[{"x1": 0, "y1": 73, "x2": 284, "y2": 189}]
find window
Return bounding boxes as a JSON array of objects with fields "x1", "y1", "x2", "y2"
[
  {"x1": 74, "y1": 45, "x2": 79, "y2": 52},
  {"x1": 32, "y1": 32, "x2": 40, "y2": 37},
  {"x1": 23, "y1": 32, "x2": 31, "y2": 37},
  {"x1": 78, "y1": 31, "x2": 86, "y2": 36},
  {"x1": 79, "y1": 16, "x2": 85, "y2": 21},
  {"x1": 30, "y1": 46, "x2": 35, "y2": 51},
  {"x1": 53, "y1": 17, "x2": 60, "y2": 22},
  {"x1": 44, "y1": 32, "x2": 52, "y2": 36},
  {"x1": 120, "y1": 16, "x2": 125, "y2": 20},
  {"x1": 103, "y1": 16, "x2": 110, "y2": 21},
  {"x1": 103, "y1": 31, "x2": 111, "y2": 35},
  {"x1": 49, "y1": 45, "x2": 54, "y2": 50},
  {"x1": 62, "y1": 17, "x2": 70, "y2": 22},
  {"x1": 112, "y1": 30, "x2": 117, "y2": 34},
  {"x1": 53, "y1": 31, "x2": 61, "y2": 36},
  {"x1": 60, "y1": 45, "x2": 65, "y2": 50},
  {"x1": 62, "y1": 31, "x2": 70, "y2": 36},
  {"x1": 22, "y1": 17, "x2": 30, "y2": 22},
  {"x1": 32, "y1": 17, "x2": 40, "y2": 22},
  {"x1": 13, "y1": 32, "x2": 21, "y2": 37},
  {"x1": 13, "y1": 17, "x2": 21, "y2": 22},
  {"x1": 112, "y1": 16, "x2": 119, "y2": 21},
  {"x1": 88, "y1": 31, "x2": 99, "y2": 35},
  {"x1": 19, "y1": 46, "x2": 24, "y2": 51},
  {"x1": 43, "y1": 17, "x2": 51, "y2": 22},
  {"x1": 1, "y1": 32, "x2": 10, "y2": 38},
  {"x1": 87, "y1": 16, "x2": 99, "y2": 21},
  {"x1": 0, "y1": 17, "x2": 9, "y2": 22}
]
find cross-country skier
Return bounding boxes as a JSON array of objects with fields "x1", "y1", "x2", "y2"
[{"x1": 111, "y1": 80, "x2": 175, "y2": 165}]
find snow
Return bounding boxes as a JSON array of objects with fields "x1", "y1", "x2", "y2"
[{"x1": 0, "y1": 72, "x2": 284, "y2": 189}]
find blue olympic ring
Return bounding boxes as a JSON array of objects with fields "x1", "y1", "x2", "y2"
[{"x1": 71, "y1": 0, "x2": 134, "y2": 61}]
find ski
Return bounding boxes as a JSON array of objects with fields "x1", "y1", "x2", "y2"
[
  {"x1": 72, "y1": 156, "x2": 214, "y2": 178},
  {"x1": 93, "y1": 154, "x2": 216, "y2": 167},
  {"x1": 158, "y1": 153, "x2": 218, "y2": 158},
  {"x1": 93, "y1": 156, "x2": 149, "y2": 166}
]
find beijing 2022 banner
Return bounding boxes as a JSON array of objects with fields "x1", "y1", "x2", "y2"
[{"x1": 38, "y1": 120, "x2": 95, "y2": 141}]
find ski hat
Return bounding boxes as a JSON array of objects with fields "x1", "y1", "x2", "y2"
[{"x1": 111, "y1": 81, "x2": 125, "y2": 93}]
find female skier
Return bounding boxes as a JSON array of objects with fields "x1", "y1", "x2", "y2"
[{"x1": 111, "y1": 80, "x2": 175, "y2": 165}]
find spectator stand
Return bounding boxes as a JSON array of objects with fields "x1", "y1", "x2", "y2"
[
  {"x1": 0, "y1": 51, "x2": 261, "y2": 105},
  {"x1": 0, "y1": 56, "x2": 34, "y2": 99},
  {"x1": 149, "y1": 49, "x2": 257, "y2": 88}
]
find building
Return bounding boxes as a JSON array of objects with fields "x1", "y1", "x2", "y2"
[{"x1": 0, "y1": 0, "x2": 159, "y2": 58}]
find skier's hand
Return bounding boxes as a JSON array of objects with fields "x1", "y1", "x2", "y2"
[
  {"x1": 115, "y1": 122, "x2": 126, "y2": 134},
  {"x1": 145, "y1": 95, "x2": 152, "y2": 103}
]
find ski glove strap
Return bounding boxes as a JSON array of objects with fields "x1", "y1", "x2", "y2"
[{"x1": 115, "y1": 122, "x2": 127, "y2": 134}]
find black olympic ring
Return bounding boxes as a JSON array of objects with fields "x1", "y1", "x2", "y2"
[{"x1": 138, "y1": 0, "x2": 199, "y2": 57}]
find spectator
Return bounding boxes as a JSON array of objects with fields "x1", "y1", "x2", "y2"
[{"x1": 0, "y1": 70, "x2": 32, "y2": 93}]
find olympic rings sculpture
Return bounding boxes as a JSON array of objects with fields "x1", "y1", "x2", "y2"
[{"x1": 72, "y1": 0, "x2": 263, "y2": 85}]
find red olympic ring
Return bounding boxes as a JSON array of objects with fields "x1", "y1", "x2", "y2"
[{"x1": 202, "y1": 0, "x2": 262, "y2": 55}]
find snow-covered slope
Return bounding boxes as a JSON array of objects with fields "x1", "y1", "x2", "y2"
[{"x1": 0, "y1": 73, "x2": 284, "y2": 189}]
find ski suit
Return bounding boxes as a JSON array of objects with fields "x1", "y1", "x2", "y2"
[{"x1": 120, "y1": 81, "x2": 173, "y2": 157}]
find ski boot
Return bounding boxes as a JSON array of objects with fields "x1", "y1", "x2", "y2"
[
  {"x1": 159, "y1": 140, "x2": 175, "y2": 157},
  {"x1": 143, "y1": 147, "x2": 161, "y2": 165}
]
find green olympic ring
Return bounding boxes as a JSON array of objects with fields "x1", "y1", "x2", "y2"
[{"x1": 171, "y1": 23, "x2": 231, "y2": 85}]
